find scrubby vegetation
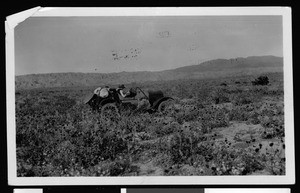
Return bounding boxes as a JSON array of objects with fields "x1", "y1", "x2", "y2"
[
  {"x1": 15, "y1": 72, "x2": 285, "y2": 176},
  {"x1": 252, "y1": 75, "x2": 269, "y2": 86}
]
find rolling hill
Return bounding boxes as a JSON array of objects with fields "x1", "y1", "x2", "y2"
[{"x1": 15, "y1": 55, "x2": 283, "y2": 90}]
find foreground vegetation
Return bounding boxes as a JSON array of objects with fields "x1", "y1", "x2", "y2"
[{"x1": 15, "y1": 72, "x2": 285, "y2": 176}]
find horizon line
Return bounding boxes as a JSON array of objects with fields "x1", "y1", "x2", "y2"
[{"x1": 15, "y1": 55, "x2": 283, "y2": 77}]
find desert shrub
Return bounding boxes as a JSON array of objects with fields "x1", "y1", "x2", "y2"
[
  {"x1": 194, "y1": 140, "x2": 268, "y2": 175},
  {"x1": 149, "y1": 120, "x2": 179, "y2": 137},
  {"x1": 196, "y1": 86, "x2": 214, "y2": 104},
  {"x1": 167, "y1": 124, "x2": 203, "y2": 164},
  {"x1": 211, "y1": 88, "x2": 231, "y2": 104},
  {"x1": 163, "y1": 138, "x2": 266, "y2": 176},
  {"x1": 264, "y1": 145, "x2": 286, "y2": 175},
  {"x1": 228, "y1": 103, "x2": 260, "y2": 123},
  {"x1": 257, "y1": 102, "x2": 284, "y2": 139},
  {"x1": 232, "y1": 92, "x2": 256, "y2": 105},
  {"x1": 172, "y1": 109, "x2": 199, "y2": 124},
  {"x1": 198, "y1": 106, "x2": 229, "y2": 131},
  {"x1": 91, "y1": 157, "x2": 131, "y2": 176},
  {"x1": 252, "y1": 75, "x2": 269, "y2": 85},
  {"x1": 260, "y1": 116, "x2": 284, "y2": 139},
  {"x1": 250, "y1": 86, "x2": 273, "y2": 98}
]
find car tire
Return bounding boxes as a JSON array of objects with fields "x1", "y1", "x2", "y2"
[
  {"x1": 158, "y1": 99, "x2": 175, "y2": 113},
  {"x1": 101, "y1": 103, "x2": 120, "y2": 120}
]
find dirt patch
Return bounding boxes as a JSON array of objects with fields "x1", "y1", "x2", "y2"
[
  {"x1": 214, "y1": 122, "x2": 263, "y2": 142},
  {"x1": 212, "y1": 121, "x2": 285, "y2": 163},
  {"x1": 136, "y1": 160, "x2": 164, "y2": 176}
]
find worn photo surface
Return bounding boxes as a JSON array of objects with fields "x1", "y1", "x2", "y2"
[{"x1": 10, "y1": 8, "x2": 292, "y2": 184}]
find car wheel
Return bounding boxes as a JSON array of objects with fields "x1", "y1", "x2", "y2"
[
  {"x1": 101, "y1": 103, "x2": 120, "y2": 120},
  {"x1": 158, "y1": 99, "x2": 175, "y2": 114}
]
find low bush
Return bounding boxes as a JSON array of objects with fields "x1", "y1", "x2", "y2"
[{"x1": 252, "y1": 76, "x2": 269, "y2": 86}]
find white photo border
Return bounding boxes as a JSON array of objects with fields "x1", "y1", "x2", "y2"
[{"x1": 6, "y1": 7, "x2": 294, "y2": 185}]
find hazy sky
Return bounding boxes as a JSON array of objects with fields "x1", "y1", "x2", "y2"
[{"x1": 15, "y1": 16, "x2": 283, "y2": 75}]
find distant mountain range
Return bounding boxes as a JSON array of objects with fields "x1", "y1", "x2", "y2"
[{"x1": 15, "y1": 55, "x2": 283, "y2": 90}]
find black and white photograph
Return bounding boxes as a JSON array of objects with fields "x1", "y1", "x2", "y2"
[{"x1": 6, "y1": 7, "x2": 294, "y2": 185}]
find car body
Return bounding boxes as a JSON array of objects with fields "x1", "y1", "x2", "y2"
[{"x1": 85, "y1": 87, "x2": 173, "y2": 115}]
